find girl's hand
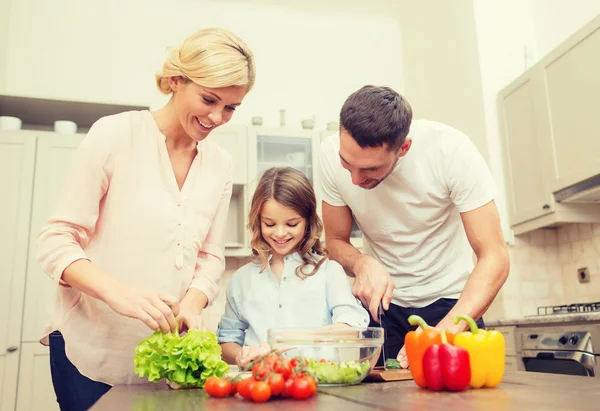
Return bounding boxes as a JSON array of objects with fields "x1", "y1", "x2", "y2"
[
  {"x1": 101, "y1": 285, "x2": 180, "y2": 333},
  {"x1": 176, "y1": 309, "x2": 206, "y2": 333},
  {"x1": 236, "y1": 343, "x2": 271, "y2": 368}
]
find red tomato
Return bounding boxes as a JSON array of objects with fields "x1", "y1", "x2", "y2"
[
  {"x1": 204, "y1": 377, "x2": 232, "y2": 398},
  {"x1": 291, "y1": 376, "x2": 317, "y2": 400},
  {"x1": 263, "y1": 354, "x2": 278, "y2": 367},
  {"x1": 268, "y1": 373, "x2": 285, "y2": 396},
  {"x1": 250, "y1": 381, "x2": 272, "y2": 403},
  {"x1": 226, "y1": 377, "x2": 237, "y2": 396},
  {"x1": 282, "y1": 377, "x2": 295, "y2": 398},
  {"x1": 237, "y1": 378, "x2": 256, "y2": 400},
  {"x1": 273, "y1": 358, "x2": 291, "y2": 379},
  {"x1": 252, "y1": 363, "x2": 269, "y2": 381}
]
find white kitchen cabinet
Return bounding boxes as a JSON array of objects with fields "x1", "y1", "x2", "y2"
[
  {"x1": 541, "y1": 15, "x2": 600, "y2": 192},
  {"x1": 22, "y1": 133, "x2": 84, "y2": 342},
  {"x1": 497, "y1": 13, "x2": 600, "y2": 234},
  {"x1": 15, "y1": 343, "x2": 59, "y2": 411},
  {"x1": 0, "y1": 132, "x2": 36, "y2": 411},
  {"x1": 498, "y1": 71, "x2": 554, "y2": 226}
]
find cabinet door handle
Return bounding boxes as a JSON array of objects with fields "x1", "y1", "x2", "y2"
[
  {"x1": 542, "y1": 204, "x2": 550, "y2": 209},
  {"x1": 6, "y1": 346, "x2": 18, "y2": 353}
]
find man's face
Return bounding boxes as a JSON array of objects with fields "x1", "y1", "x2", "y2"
[{"x1": 338, "y1": 128, "x2": 411, "y2": 189}]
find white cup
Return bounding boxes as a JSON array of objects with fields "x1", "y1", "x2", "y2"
[
  {"x1": 0, "y1": 116, "x2": 23, "y2": 130},
  {"x1": 54, "y1": 120, "x2": 78, "y2": 134},
  {"x1": 286, "y1": 152, "x2": 306, "y2": 166}
]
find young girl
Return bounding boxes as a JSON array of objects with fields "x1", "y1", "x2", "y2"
[{"x1": 217, "y1": 167, "x2": 369, "y2": 365}]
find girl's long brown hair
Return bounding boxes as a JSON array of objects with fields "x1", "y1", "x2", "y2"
[{"x1": 248, "y1": 167, "x2": 327, "y2": 278}]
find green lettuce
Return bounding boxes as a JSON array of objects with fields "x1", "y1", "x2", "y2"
[
  {"x1": 134, "y1": 330, "x2": 229, "y2": 388},
  {"x1": 307, "y1": 359, "x2": 371, "y2": 385}
]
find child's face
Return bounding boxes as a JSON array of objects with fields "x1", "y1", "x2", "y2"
[{"x1": 260, "y1": 199, "x2": 307, "y2": 258}]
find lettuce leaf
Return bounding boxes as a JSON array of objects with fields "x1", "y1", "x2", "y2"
[{"x1": 134, "y1": 330, "x2": 229, "y2": 388}]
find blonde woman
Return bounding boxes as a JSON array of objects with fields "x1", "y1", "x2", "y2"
[
  {"x1": 217, "y1": 167, "x2": 369, "y2": 365},
  {"x1": 36, "y1": 28, "x2": 255, "y2": 411}
]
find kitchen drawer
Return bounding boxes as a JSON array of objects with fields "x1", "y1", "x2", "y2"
[{"x1": 489, "y1": 325, "x2": 516, "y2": 356}]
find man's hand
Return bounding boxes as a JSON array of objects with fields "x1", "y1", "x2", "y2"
[
  {"x1": 396, "y1": 315, "x2": 470, "y2": 368},
  {"x1": 351, "y1": 255, "x2": 395, "y2": 321}
]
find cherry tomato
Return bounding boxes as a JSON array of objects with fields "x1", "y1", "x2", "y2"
[
  {"x1": 268, "y1": 373, "x2": 285, "y2": 396},
  {"x1": 237, "y1": 378, "x2": 256, "y2": 400},
  {"x1": 291, "y1": 376, "x2": 317, "y2": 400},
  {"x1": 273, "y1": 358, "x2": 292, "y2": 379},
  {"x1": 252, "y1": 363, "x2": 269, "y2": 381},
  {"x1": 282, "y1": 377, "x2": 295, "y2": 398},
  {"x1": 250, "y1": 381, "x2": 271, "y2": 403},
  {"x1": 204, "y1": 377, "x2": 217, "y2": 394},
  {"x1": 204, "y1": 377, "x2": 232, "y2": 398},
  {"x1": 263, "y1": 354, "x2": 278, "y2": 367},
  {"x1": 226, "y1": 377, "x2": 238, "y2": 396}
]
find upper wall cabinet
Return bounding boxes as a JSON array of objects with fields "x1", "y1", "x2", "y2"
[
  {"x1": 498, "y1": 13, "x2": 600, "y2": 234},
  {"x1": 542, "y1": 18, "x2": 600, "y2": 191}
]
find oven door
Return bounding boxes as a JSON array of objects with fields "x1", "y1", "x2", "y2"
[{"x1": 521, "y1": 350, "x2": 597, "y2": 377}]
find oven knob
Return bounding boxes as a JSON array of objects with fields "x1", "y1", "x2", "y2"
[
  {"x1": 559, "y1": 335, "x2": 569, "y2": 345},
  {"x1": 570, "y1": 335, "x2": 579, "y2": 345}
]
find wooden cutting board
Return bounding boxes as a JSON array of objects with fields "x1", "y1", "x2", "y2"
[{"x1": 365, "y1": 367, "x2": 413, "y2": 382}]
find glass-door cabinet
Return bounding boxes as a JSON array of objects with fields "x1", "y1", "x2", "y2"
[{"x1": 248, "y1": 128, "x2": 320, "y2": 190}]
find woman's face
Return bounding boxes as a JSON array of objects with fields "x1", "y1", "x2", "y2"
[{"x1": 170, "y1": 78, "x2": 248, "y2": 142}]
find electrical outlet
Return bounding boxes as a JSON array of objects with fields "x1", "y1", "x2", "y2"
[{"x1": 577, "y1": 267, "x2": 590, "y2": 283}]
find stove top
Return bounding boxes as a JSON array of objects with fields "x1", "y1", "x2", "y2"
[{"x1": 536, "y1": 302, "x2": 600, "y2": 316}]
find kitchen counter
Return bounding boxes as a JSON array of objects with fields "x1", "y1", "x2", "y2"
[
  {"x1": 90, "y1": 371, "x2": 600, "y2": 411},
  {"x1": 486, "y1": 312, "x2": 600, "y2": 327}
]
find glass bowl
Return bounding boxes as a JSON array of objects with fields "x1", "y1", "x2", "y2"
[{"x1": 267, "y1": 327, "x2": 383, "y2": 386}]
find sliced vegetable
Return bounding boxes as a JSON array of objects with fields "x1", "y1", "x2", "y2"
[
  {"x1": 385, "y1": 358, "x2": 402, "y2": 369},
  {"x1": 307, "y1": 359, "x2": 371, "y2": 385}
]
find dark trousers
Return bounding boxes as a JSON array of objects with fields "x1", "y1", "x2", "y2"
[
  {"x1": 49, "y1": 331, "x2": 111, "y2": 411},
  {"x1": 370, "y1": 298, "x2": 485, "y2": 366}
]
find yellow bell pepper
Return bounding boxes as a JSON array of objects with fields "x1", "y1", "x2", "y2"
[{"x1": 453, "y1": 315, "x2": 505, "y2": 388}]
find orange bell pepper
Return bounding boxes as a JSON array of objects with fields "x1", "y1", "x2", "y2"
[{"x1": 405, "y1": 315, "x2": 454, "y2": 388}]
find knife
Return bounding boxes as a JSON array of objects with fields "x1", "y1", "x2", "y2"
[{"x1": 378, "y1": 301, "x2": 387, "y2": 369}]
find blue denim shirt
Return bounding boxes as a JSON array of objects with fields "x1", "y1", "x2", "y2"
[{"x1": 217, "y1": 252, "x2": 370, "y2": 347}]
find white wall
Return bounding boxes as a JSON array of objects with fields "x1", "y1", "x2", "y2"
[
  {"x1": 0, "y1": 0, "x2": 11, "y2": 91},
  {"x1": 531, "y1": 0, "x2": 600, "y2": 58},
  {"x1": 3, "y1": 0, "x2": 403, "y2": 130}
]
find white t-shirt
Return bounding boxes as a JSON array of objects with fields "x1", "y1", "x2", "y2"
[{"x1": 319, "y1": 119, "x2": 498, "y2": 307}]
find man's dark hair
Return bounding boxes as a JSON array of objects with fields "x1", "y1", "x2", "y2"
[{"x1": 339, "y1": 85, "x2": 413, "y2": 150}]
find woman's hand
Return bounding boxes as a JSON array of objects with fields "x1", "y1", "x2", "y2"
[
  {"x1": 236, "y1": 343, "x2": 271, "y2": 369},
  {"x1": 101, "y1": 285, "x2": 180, "y2": 333}
]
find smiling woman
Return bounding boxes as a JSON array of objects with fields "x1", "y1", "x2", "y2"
[{"x1": 35, "y1": 27, "x2": 255, "y2": 411}]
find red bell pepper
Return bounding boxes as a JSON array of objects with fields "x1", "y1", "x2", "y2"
[{"x1": 422, "y1": 330, "x2": 471, "y2": 392}]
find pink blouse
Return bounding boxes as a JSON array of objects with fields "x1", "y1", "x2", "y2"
[{"x1": 36, "y1": 110, "x2": 232, "y2": 385}]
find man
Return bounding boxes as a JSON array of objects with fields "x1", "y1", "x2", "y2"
[{"x1": 319, "y1": 85, "x2": 509, "y2": 368}]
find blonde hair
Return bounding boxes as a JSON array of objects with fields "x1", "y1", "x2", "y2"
[
  {"x1": 156, "y1": 27, "x2": 256, "y2": 94},
  {"x1": 248, "y1": 167, "x2": 327, "y2": 279}
]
